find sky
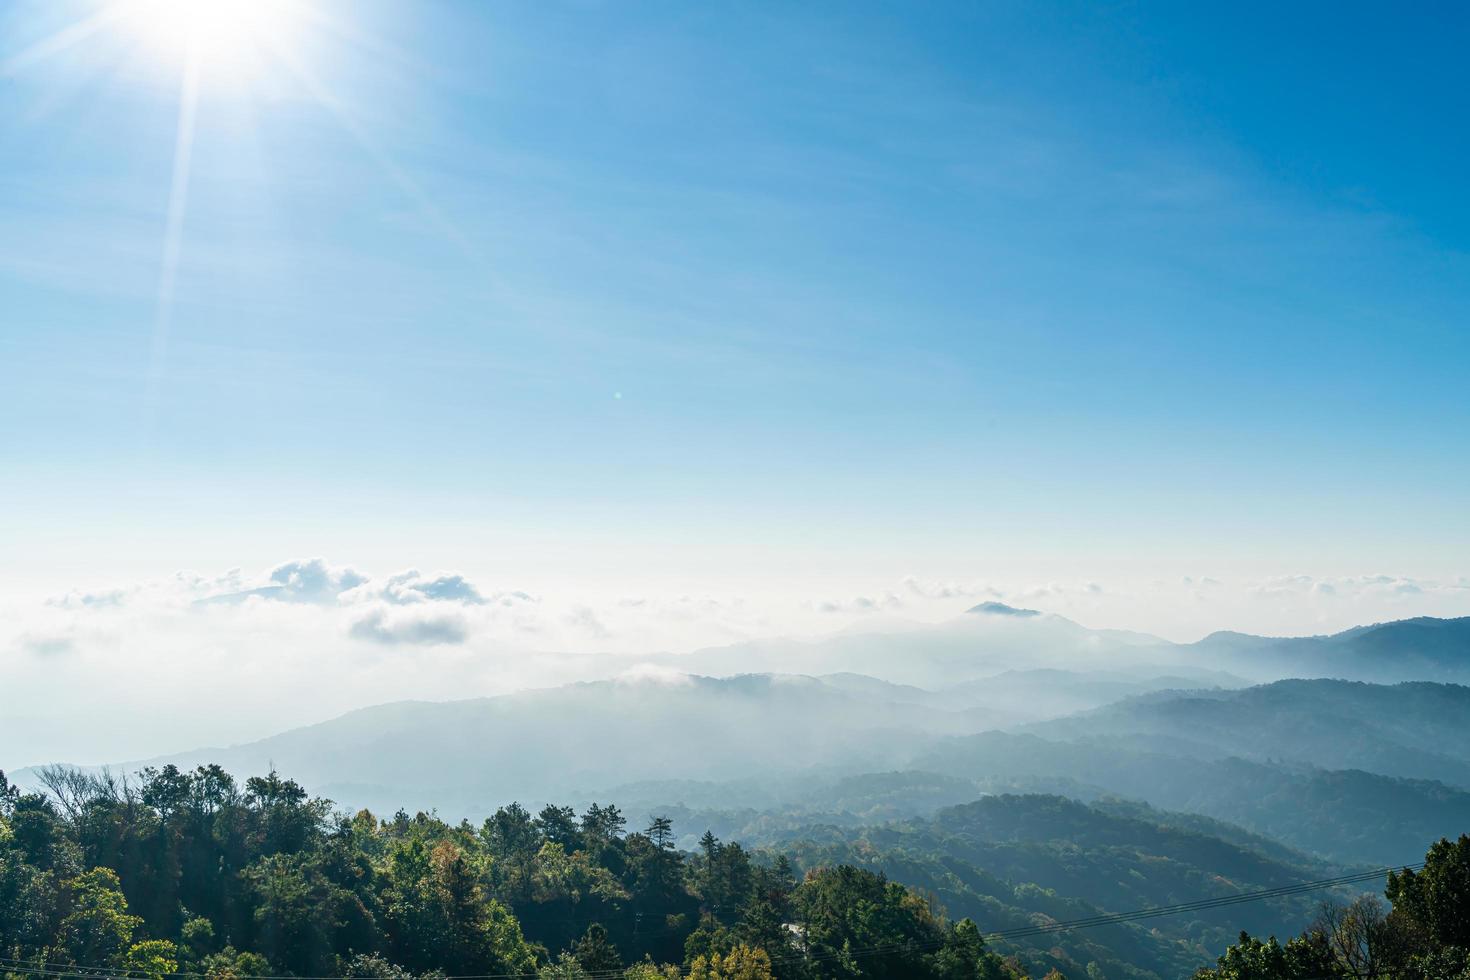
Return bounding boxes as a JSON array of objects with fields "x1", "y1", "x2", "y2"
[{"x1": 2, "y1": 1, "x2": 1469, "y2": 763}]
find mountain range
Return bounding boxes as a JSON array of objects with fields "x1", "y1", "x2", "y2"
[
  {"x1": 661, "y1": 605, "x2": 1470, "y2": 687},
  {"x1": 12, "y1": 612, "x2": 1470, "y2": 868}
]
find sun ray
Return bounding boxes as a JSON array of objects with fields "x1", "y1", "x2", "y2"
[
  {"x1": 0, "y1": 4, "x2": 130, "y2": 76},
  {"x1": 0, "y1": 0, "x2": 480, "y2": 416},
  {"x1": 143, "y1": 43, "x2": 202, "y2": 426},
  {"x1": 292, "y1": 2, "x2": 433, "y2": 86},
  {"x1": 261, "y1": 36, "x2": 480, "y2": 262}
]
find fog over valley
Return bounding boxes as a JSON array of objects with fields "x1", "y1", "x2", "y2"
[
  {"x1": 6, "y1": 557, "x2": 1469, "y2": 766},
  {"x1": 11, "y1": 599, "x2": 1470, "y2": 871}
]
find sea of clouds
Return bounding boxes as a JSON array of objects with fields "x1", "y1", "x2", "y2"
[{"x1": 4, "y1": 557, "x2": 1467, "y2": 768}]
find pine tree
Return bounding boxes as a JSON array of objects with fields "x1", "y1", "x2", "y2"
[{"x1": 573, "y1": 923, "x2": 622, "y2": 974}]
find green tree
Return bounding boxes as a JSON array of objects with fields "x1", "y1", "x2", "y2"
[
  {"x1": 792, "y1": 865, "x2": 952, "y2": 980},
  {"x1": 342, "y1": 951, "x2": 419, "y2": 979},
  {"x1": 540, "y1": 951, "x2": 591, "y2": 979},
  {"x1": 1193, "y1": 931, "x2": 1342, "y2": 980},
  {"x1": 932, "y1": 918, "x2": 988, "y2": 980},
  {"x1": 538, "y1": 806, "x2": 582, "y2": 851},
  {"x1": 53, "y1": 867, "x2": 140, "y2": 966},
  {"x1": 198, "y1": 946, "x2": 273, "y2": 980},
  {"x1": 178, "y1": 913, "x2": 219, "y2": 967},
  {"x1": 381, "y1": 837, "x2": 537, "y2": 977},
  {"x1": 123, "y1": 938, "x2": 180, "y2": 979},
  {"x1": 686, "y1": 944, "x2": 774, "y2": 980},
  {"x1": 647, "y1": 817, "x2": 675, "y2": 851},
  {"x1": 246, "y1": 853, "x2": 346, "y2": 975},
  {"x1": 575, "y1": 922, "x2": 624, "y2": 973},
  {"x1": 1387, "y1": 836, "x2": 1470, "y2": 950},
  {"x1": 0, "y1": 771, "x2": 19, "y2": 816}
]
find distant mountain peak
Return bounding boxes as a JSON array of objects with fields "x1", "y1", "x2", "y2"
[{"x1": 965, "y1": 601, "x2": 1040, "y2": 618}]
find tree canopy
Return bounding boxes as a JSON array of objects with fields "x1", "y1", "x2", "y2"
[{"x1": 0, "y1": 765, "x2": 1011, "y2": 980}]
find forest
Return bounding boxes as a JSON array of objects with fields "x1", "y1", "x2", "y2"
[{"x1": 2, "y1": 766, "x2": 1466, "y2": 980}]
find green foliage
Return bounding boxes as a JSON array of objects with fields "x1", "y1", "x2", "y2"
[
  {"x1": 0, "y1": 766, "x2": 747, "y2": 978},
  {"x1": 1387, "y1": 835, "x2": 1470, "y2": 949},
  {"x1": 686, "y1": 943, "x2": 774, "y2": 980},
  {"x1": 197, "y1": 945, "x2": 273, "y2": 980},
  {"x1": 624, "y1": 961, "x2": 683, "y2": 979},
  {"x1": 54, "y1": 867, "x2": 141, "y2": 966},
  {"x1": 179, "y1": 913, "x2": 220, "y2": 965},
  {"x1": 916, "y1": 729, "x2": 1470, "y2": 866},
  {"x1": 790, "y1": 865, "x2": 993, "y2": 980},
  {"x1": 574, "y1": 922, "x2": 623, "y2": 973},
  {"x1": 539, "y1": 951, "x2": 591, "y2": 978},
  {"x1": 123, "y1": 938, "x2": 181, "y2": 979},
  {"x1": 760, "y1": 793, "x2": 1342, "y2": 980},
  {"x1": 10, "y1": 763, "x2": 1456, "y2": 980},
  {"x1": 340, "y1": 951, "x2": 419, "y2": 979},
  {"x1": 1198, "y1": 834, "x2": 1470, "y2": 980},
  {"x1": 1192, "y1": 932, "x2": 1340, "y2": 980}
]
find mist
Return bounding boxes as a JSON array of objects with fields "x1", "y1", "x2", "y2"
[{"x1": 5, "y1": 555, "x2": 1470, "y2": 770}]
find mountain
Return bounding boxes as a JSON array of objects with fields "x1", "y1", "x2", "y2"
[
  {"x1": 965, "y1": 601, "x2": 1041, "y2": 617},
  {"x1": 935, "y1": 665, "x2": 1249, "y2": 719},
  {"x1": 813, "y1": 666, "x2": 1248, "y2": 727},
  {"x1": 1189, "y1": 616, "x2": 1470, "y2": 682},
  {"x1": 773, "y1": 793, "x2": 1348, "y2": 980},
  {"x1": 18, "y1": 666, "x2": 1470, "y2": 866},
  {"x1": 915, "y1": 730, "x2": 1470, "y2": 865},
  {"x1": 12, "y1": 663, "x2": 1250, "y2": 814},
  {"x1": 664, "y1": 606, "x2": 1179, "y2": 688},
  {"x1": 0, "y1": 751, "x2": 1363, "y2": 980},
  {"x1": 20, "y1": 673, "x2": 982, "y2": 816},
  {"x1": 1031, "y1": 678, "x2": 1470, "y2": 788},
  {"x1": 656, "y1": 612, "x2": 1470, "y2": 689}
]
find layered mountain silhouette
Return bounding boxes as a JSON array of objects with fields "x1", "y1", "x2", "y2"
[
  {"x1": 664, "y1": 610, "x2": 1470, "y2": 687},
  {"x1": 1189, "y1": 615, "x2": 1470, "y2": 681},
  {"x1": 14, "y1": 614, "x2": 1469, "y2": 866}
]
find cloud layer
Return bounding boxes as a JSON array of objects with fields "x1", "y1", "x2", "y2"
[{"x1": 2, "y1": 557, "x2": 1467, "y2": 768}]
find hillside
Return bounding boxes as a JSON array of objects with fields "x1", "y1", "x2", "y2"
[
  {"x1": 1, "y1": 760, "x2": 1360, "y2": 980},
  {"x1": 1031, "y1": 679, "x2": 1470, "y2": 787},
  {"x1": 1189, "y1": 616, "x2": 1470, "y2": 682},
  {"x1": 17, "y1": 670, "x2": 1470, "y2": 867},
  {"x1": 916, "y1": 731, "x2": 1470, "y2": 865},
  {"x1": 664, "y1": 604, "x2": 1179, "y2": 687},
  {"x1": 13, "y1": 666, "x2": 1241, "y2": 815},
  {"x1": 772, "y1": 794, "x2": 1347, "y2": 980},
  {"x1": 103, "y1": 674, "x2": 952, "y2": 814},
  {"x1": 657, "y1": 613, "x2": 1470, "y2": 689}
]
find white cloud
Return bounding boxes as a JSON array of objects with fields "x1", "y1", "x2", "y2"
[
  {"x1": 265, "y1": 558, "x2": 369, "y2": 601},
  {"x1": 47, "y1": 589, "x2": 127, "y2": 610},
  {"x1": 198, "y1": 558, "x2": 368, "y2": 605},
  {"x1": 1248, "y1": 573, "x2": 1460, "y2": 603},
  {"x1": 814, "y1": 592, "x2": 903, "y2": 614},
  {"x1": 564, "y1": 606, "x2": 611, "y2": 639},
  {"x1": 901, "y1": 577, "x2": 1001, "y2": 600},
  {"x1": 614, "y1": 663, "x2": 695, "y2": 686},
  {"x1": 378, "y1": 570, "x2": 488, "y2": 606},
  {"x1": 19, "y1": 633, "x2": 75, "y2": 657},
  {"x1": 5, "y1": 558, "x2": 1468, "y2": 769},
  {"x1": 348, "y1": 608, "x2": 468, "y2": 646}
]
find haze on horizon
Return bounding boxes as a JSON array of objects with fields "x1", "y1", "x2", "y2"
[{"x1": 3, "y1": 1, "x2": 1469, "y2": 767}]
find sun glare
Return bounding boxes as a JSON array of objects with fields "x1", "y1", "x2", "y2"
[{"x1": 123, "y1": 0, "x2": 302, "y2": 76}]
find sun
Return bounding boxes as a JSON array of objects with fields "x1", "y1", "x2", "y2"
[
  {"x1": 2, "y1": 0, "x2": 451, "y2": 417},
  {"x1": 122, "y1": 0, "x2": 304, "y2": 77}
]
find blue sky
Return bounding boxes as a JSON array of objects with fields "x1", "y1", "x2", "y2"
[{"x1": 1, "y1": 0, "x2": 1468, "y2": 635}]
